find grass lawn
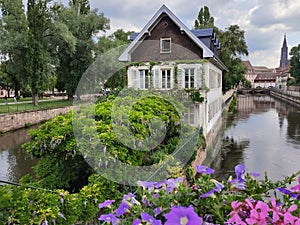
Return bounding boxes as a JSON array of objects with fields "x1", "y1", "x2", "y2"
[{"x1": 0, "y1": 99, "x2": 73, "y2": 114}]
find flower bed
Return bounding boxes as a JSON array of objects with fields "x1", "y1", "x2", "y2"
[{"x1": 98, "y1": 164, "x2": 300, "y2": 225}]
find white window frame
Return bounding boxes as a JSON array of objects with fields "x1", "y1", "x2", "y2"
[
  {"x1": 161, "y1": 68, "x2": 172, "y2": 89},
  {"x1": 184, "y1": 105, "x2": 198, "y2": 126},
  {"x1": 184, "y1": 68, "x2": 195, "y2": 89},
  {"x1": 160, "y1": 38, "x2": 171, "y2": 53},
  {"x1": 139, "y1": 69, "x2": 150, "y2": 89}
]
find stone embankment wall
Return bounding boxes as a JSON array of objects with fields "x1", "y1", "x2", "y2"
[
  {"x1": 270, "y1": 89, "x2": 300, "y2": 107},
  {"x1": 0, "y1": 107, "x2": 73, "y2": 133}
]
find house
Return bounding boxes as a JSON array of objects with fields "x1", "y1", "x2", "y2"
[
  {"x1": 253, "y1": 73, "x2": 277, "y2": 88},
  {"x1": 242, "y1": 60, "x2": 257, "y2": 88},
  {"x1": 275, "y1": 65, "x2": 290, "y2": 90},
  {"x1": 118, "y1": 5, "x2": 226, "y2": 138}
]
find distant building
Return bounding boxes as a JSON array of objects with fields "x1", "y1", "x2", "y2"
[
  {"x1": 253, "y1": 73, "x2": 277, "y2": 88},
  {"x1": 242, "y1": 34, "x2": 291, "y2": 90},
  {"x1": 242, "y1": 60, "x2": 257, "y2": 87},
  {"x1": 279, "y1": 34, "x2": 289, "y2": 68},
  {"x1": 252, "y1": 66, "x2": 275, "y2": 74}
]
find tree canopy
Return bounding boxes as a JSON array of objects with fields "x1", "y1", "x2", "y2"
[
  {"x1": 194, "y1": 6, "x2": 214, "y2": 29},
  {"x1": 290, "y1": 44, "x2": 300, "y2": 85},
  {"x1": 194, "y1": 6, "x2": 248, "y2": 92},
  {"x1": 46, "y1": 0, "x2": 110, "y2": 99},
  {"x1": 0, "y1": 0, "x2": 110, "y2": 103},
  {"x1": 0, "y1": 0, "x2": 28, "y2": 99}
]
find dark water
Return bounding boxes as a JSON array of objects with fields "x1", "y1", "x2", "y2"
[
  {"x1": 0, "y1": 126, "x2": 39, "y2": 183},
  {"x1": 210, "y1": 95, "x2": 300, "y2": 181}
]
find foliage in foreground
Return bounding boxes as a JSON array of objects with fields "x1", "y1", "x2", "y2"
[
  {"x1": 22, "y1": 91, "x2": 198, "y2": 191},
  {"x1": 0, "y1": 164, "x2": 300, "y2": 224},
  {"x1": 98, "y1": 164, "x2": 300, "y2": 225}
]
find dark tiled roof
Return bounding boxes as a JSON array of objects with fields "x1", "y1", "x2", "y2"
[
  {"x1": 129, "y1": 28, "x2": 216, "y2": 42},
  {"x1": 191, "y1": 28, "x2": 214, "y2": 37},
  {"x1": 242, "y1": 60, "x2": 253, "y2": 70},
  {"x1": 129, "y1": 32, "x2": 139, "y2": 41},
  {"x1": 255, "y1": 73, "x2": 277, "y2": 81},
  {"x1": 129, "y1": 28, "x2": 220, "y2": 49}
]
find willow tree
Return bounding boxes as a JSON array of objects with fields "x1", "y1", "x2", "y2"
[{"x1": 54, "y1": 0, "x2": 110, "y2": 100}]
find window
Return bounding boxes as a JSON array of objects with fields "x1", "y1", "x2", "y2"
[
  {"x1": 185, "y1": 68, "x2": 195, "y2": 89},
  {"x1": 161, "y1": 69, "x2": 172, "y2": 89},
  {"x1": 184, "y1": 105, "x2": 198, "y2": 125},
  {"x1": 160, "y1": 38, "x2": 171, "y2": 53},
  {"x1": 139, "y1": 69, "x2": 150, "y2": 89}
]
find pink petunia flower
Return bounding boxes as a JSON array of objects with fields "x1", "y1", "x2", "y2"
[
  {"x1": 227, "y1": 201, "x2": 246, "y2": 225},
  {"x1": 283, "y1": 204, "x2": 298, "y2": 225}
]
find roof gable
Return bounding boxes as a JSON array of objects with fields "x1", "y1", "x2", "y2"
[{"x1": 119, "y1": 5, "x2": 214, "y2": 62}]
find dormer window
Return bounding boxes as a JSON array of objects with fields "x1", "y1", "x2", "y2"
[{"x1": 160, "y1": 38, "x2": 171, "y2": 53}]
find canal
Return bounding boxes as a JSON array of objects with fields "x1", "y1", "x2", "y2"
[
  {"x1": 0, "y1": 126, "x2": 39, "y2": 183},
  {"x1": 210, "y1": 94, "x2": 300, "y2": 181},
  {"x1": 1, "y1": 94, "x2": 300, "y2": 183}
]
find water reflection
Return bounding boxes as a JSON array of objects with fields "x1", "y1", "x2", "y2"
[
  {"x1": 210, "y1": 95, "x2": 300, "y2": 181},
  {"x1": 0, "y1": 126, "x2": 39, "y2": 183}
]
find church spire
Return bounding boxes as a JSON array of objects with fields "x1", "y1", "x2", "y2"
[{"x1": 279, "y1": 34, "x2": 289, "y2": 68}]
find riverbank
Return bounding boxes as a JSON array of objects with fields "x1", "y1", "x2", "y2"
[
  {"x1": 192, "y1": 89, "x2": 236, "y2": 168},
  {"x1": 270, "y1": 89, "x2": 300, "y2": 107},
  {"x1": 0, "y1": 106, "x2": 73, "y2": 133}
]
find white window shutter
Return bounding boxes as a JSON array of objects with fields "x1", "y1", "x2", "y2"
[
  {"x1": 128, "y1": 67, "x2": 134, "y2": 88},
  {"x1": 128, "y1": 67, "x2": 139, "y2": 89},
  {"x1": 195, "y1": 65, "x2": 202, "y2": 89},
  {"x1": 152, "y1": 67, "x2": 161, "y2": 89},
  {"x1": 177, "y1": 65, "x2": 184, "y2": 89}
]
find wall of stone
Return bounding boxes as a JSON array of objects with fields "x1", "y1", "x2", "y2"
[
  {"x1": 270, "y1": 90, "x2": 300, "y2": 107},
  {"x1": 0, "y1": 107, "x2": 73, "y2": 133}
]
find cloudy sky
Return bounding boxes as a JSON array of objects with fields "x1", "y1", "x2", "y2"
[
  {"x1": 24, "y1": 0, "x2": 300, "y2": 68},
  {"x1": 90, "y1": 0, "x2": 300, "y2": 68}
]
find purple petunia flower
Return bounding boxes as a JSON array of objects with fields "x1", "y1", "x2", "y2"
[
  {"x1": 154, "y1": 207, "x2": 163, "y2": 216},
  {"x1": 132, "y1": 219, "x2": 142, "y2": 225},
  {"x1": 200, "y1": 180, "x2": 224, "y2": 198},
  {"x1": 230, "y1": 164, "x2": 247, "y2": 189},
  {"x1": 196, "y1": 165, "x2": 215, "y2": 175},
  {"x1": 99, "y1": 213, "x2": 118, "y2": 225},
  {"x1": 164, "y1": 205, "x2": 203, "y2": 225},
  {"x1": 115, "y1": 201, "x2": 130, "y2": 217},
  {"x1": 278, "y1": 187, "x2": 300, "y2": 199},
  {"x1": 137, "y1": 181, "x2": 158, "y2": 191},
  {"x1": 165, "y1": 177, "x2": 184, "y2": 193},
  {"x1": 141, "y1": 212, "x2": 162, "y2": 225},
  {"x1": 98, "y1": 200, "x2": 115, "y2": 209},
  {"x1": 200, "y1": 189, "x2": 216, "y2": 198},
  {"x1": 234, "y1": 164, "x2": 246, "y2": 182}
]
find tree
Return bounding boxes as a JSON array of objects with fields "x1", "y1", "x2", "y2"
[
  {"x1": 290, "y1": 44, "x2": 300, "y2": 85},
  {"x1": 194, "y1": 7, "x2": 248, "y2": 92},
  {"x1": 218, "y1": 25, "x2": 248, "y2": 91},
  {"x1": 54, "y1": 0, "x2": 110, "y2": 100},
  {"x1": 194, "y1": 6, "x2": 214, "y2": 29},
  {"x1": 97, "y1": 29, "x2": 132, "y2": 53},
  {"x1": 25, "y1": 0, "x2": 56, "y2": 105},
  {"x1": 0, "y1": 63, "x2": 14, "y2": 97},
  {"x1": 0, "y1": 0, "x2": 28, "y2": 99}
]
